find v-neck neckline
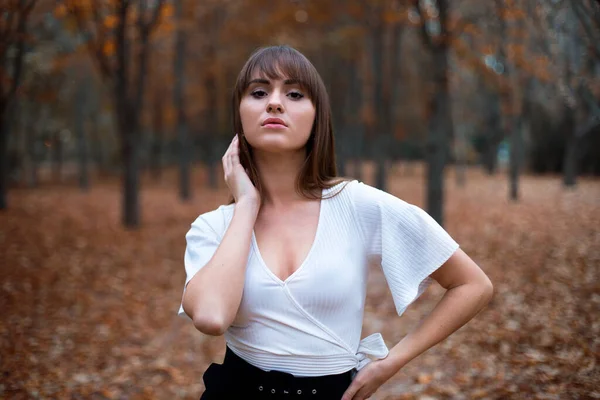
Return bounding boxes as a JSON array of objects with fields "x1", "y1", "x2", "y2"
[{"x1": 251, "y1": 187, "x2": 326, "y2": 285}]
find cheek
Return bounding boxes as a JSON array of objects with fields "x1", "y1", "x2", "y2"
[
  {"x1": 239, "y1": 101, "x2": 256, "y2": 131},
  {"x1": 297, "y1": 105, "x2": 316, "y2": 133}
]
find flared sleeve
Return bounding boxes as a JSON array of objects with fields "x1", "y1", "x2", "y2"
[
  {"x1": 349, "y1": 181, "x2": 460, "y2": 316},
  {"x1": 177, "y1": 212, "x2": 223, "y2": 320}
]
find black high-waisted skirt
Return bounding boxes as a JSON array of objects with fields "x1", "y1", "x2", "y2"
[{"x1": 200, "y1": 346, "x2": 355, "y2": 399}]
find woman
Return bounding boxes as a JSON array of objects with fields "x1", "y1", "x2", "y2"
[{"x1": 178, "y1": 45, "x2": 493, "y2": 400}]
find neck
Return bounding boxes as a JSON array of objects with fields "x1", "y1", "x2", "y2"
[{"x1": 253, "y1": 148, "x2": 308, "y2": 208}]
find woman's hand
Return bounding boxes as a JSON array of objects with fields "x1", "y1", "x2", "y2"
[
  {"x1": 341, "y1": 359, "x2": 397, "y2": 400},
  {"x1": 223, "y1": 134, "x2": 260, "y2": 205}
]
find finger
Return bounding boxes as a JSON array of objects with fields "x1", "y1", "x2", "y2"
[
  {"x1": 227, "y1": 135, "x2": 238, "y2": 162},
  {"x1": 223, "y1": 143, "x2": 233, "y2": 178},
  {"x1": 223, "y1": 136, "x2": 234, "y2": 160},
  {"x1": 222, "y1": 154, "x2": 229, "y2": 181},
  {"x1": 353, "y1": 387, "x2": 373, "y2": 400},
  {"x1": 225, "y1": 135, "x2": 235, "y2": 152},
  {"x1": 230, "y1": 150, "x2": 240, "y2": 169},
  {"x1": 230, "y1": 140, "x2": 241, "y2": 168},
  {"x1": 341, "y1": 383, "x2": 360, "y2": 400},
  {"x1": 226, "y1": 146, "x2": 233, "y2": 177}
]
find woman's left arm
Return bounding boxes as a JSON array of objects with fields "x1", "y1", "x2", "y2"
[{"x1": 342, "y1": 248, "x2": 494, "y2": 400}]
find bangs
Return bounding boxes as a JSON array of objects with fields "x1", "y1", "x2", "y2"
[{"x1": 238, "y1": 46, "x2": 319, "y2": 100}]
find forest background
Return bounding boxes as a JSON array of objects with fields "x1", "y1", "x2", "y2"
[{"x1": 1, "y1": 0, "x2": 599, "y2": 399}]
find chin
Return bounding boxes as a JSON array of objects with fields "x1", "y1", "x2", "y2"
[{"x1": 246, "y1": 134, "x2": 307, "y2": 153}]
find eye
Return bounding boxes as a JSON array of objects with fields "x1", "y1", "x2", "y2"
[
  {"x1": 250, "y1": 89, "x2": 267, "y2": 98},
  {"x1": 288, "y1": 91, "x2": 305, "y2": 100}
]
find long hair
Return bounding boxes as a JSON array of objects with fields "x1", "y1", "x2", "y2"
[{"x1": 229, "y1": 45, "x2": 349, "y2": 205}]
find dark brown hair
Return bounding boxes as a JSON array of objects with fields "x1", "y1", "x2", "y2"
[{"x1": 229, "y1": 45, "x2": 349, "y2": 205}]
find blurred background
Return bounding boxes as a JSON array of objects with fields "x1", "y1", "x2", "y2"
[{"x1": 1, "y1": 0, "x2": 599, "y2": 399}]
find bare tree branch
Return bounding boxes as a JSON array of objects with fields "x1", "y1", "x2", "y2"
[
  {"x1": 575, "y1": 114, "x2": 600, "y2": 138},
  {"x1": 1, "y1": 0, "x2": 37, "y2": 113},
  {"x1": 414, "y1": 0, "x2": 432, "y2": 47},
  {"x1": 8, "y1": 1, "x2": 37, "y2": 93},
  {"x1": 133, "y1": 0, "x2": 164, "y2": 119},
  {"x1": 90, "y1": 5, "x2": 114, "y2": 79},
  {"x1": 586, "y1": 0, "x2": 600, "y2": 29},
  {"x1": 581, "y1": 84, "x2": 600, "y2": 119},
  {"x1": 68, "y1": 4, "x2": 113, "y2": 80},
  {"x1": 570, "y1": 0, "x2": 600, "y2": 61},
  {"x1": 0, "y1": 6, "x2": 18, "y2": 49},
  {"x1": 146, "y1": 0, "x2": 165, "y2": 33},
  {"x1": 23, "y1": 0, "x2": 36, "y2": 14}
]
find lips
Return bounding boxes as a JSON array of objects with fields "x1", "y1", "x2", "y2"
[{"x1": 262, "y1": 118, "x2": 287, "y2": 127}]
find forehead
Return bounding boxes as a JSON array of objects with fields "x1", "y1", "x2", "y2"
[
  {"x1": 246, "y1": 67, "x2": 307, "y2": 92},
  {"x1": 248, "y1": 63, "x2": 295, "y2": 82},
  {"x1": 249, "y1": 70, "x2": 289, "y2": 82},
  {"x1": 244, "y1": 51, "x2": 308, "y2": 81}
]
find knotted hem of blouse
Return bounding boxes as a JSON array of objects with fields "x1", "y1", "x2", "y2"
[{"x1": 355, "y1": 332, "x2": 390, "y2": 370}]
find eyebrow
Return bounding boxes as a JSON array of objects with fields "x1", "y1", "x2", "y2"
[{"x1": 247, "y1": 78, "x2": 301, "y2": 86}]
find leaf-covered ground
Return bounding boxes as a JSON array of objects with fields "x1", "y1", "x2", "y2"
[{"x1": 1, "y1": 165, "x2": 599, "y2": 399}]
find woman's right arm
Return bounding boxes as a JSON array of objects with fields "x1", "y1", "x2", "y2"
[
  {"x1": 181, "y1": 135, "x2": 260, "y2": 336},
  {"x1": 181, "y1": 199, "x2": 258, "y2": 335}
]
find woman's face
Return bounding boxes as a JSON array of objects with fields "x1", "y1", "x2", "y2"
[{"x1": 239, "y1": 71, "x2": 316, "y2": 154}]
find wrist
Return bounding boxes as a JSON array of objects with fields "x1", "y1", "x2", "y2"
[
  {"x1": 235, "y1": 197, "x2": 260, "y2": 215},
  {"x1": 381, "y1": 351, "x2": 408, "y2": 374}
]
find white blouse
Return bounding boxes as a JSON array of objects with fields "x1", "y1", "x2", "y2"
[{"x1": 178, "y1": 180, "x2": 459, "y2": 377}]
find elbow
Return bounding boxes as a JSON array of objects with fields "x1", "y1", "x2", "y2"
[
  {"x1": 480, "y1": 276, "x2": 494, "y2": 306},
  {"x1": 182, "y1": 289, "x2": 229, "y2": 336},
  {"x1": 192, "y1": 314, "x2": 228, "y2": 336}
]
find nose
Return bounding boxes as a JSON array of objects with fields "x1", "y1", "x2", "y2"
[
  {"x1": 266, "y1": 91, "x2": 284, "y2": 113},
  {"x1": 267, "y1": 103, "x2": 283, "y2": 113}
]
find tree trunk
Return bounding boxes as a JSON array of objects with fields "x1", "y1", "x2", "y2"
[
  {"x1": 204, "y1": 29, "x2": 220, "y2": 190},
  {"x1": 374, "y1": 136, "x2": 388, "y2": 190},
  {"x1": 456, "y1": 163, "x2": 466, "y2": 188},
  {"x1": 177, "y1": 118, "x2": 190, "y2": 200},
  {"x1": 483, "y1": 93, "x2": 502, "y2": 175},
  {"x1": 562, "y1": 114, "x2": 599, "y2": 187},
  {"x1": 75, "y1": 81, "x2": 89, "y2": 191},
  {"x1": 0, "y1": 112, "x2": 8, "y2": 210},
  {"x1": 149, "y1": 91, "x2": 163, "y2": 180},
  {"x1": 52, "y1": 130, "x2": 63, "y2": 183},
  {"x1": 121, "y1": 127, "x2": 140, "y2": 228},
  {"x1": 174, "y1": 0, "x2": 190, "y2": 201},
  {"x1": 330, "y1": 53, "x2": 346, "y2": 178},
  {"x1": 369, "y1": 12, "x2": 389, "y2": 191},
  {"x1": 416, "y1": 0, "x2": 452, "y2": 226},
  {"x1": 455, "y1": 126, "x2": 467, "y2": 187},
  {"x1": 563, "y1": 133, "x2": 578, "y2": 187},
  {"x1": 26, "y1": 115, "x2": 38, "y2": 188},
  {"x1": 390, "y1": 22, "x2": 404, "y2": 139},
  {"x1": 426, "y1": 84, "x2": 450, "y2": 225},
  {"x1": 426, "y1": 45, "x2": 452, "y2": 225},
  {"x1": 348, "y1": 59, "x2": 363, "y2": 181},
  {"x1": 115, "y1": 3, "x2": 138, "y2": 228},
  {"x1": 375, "y1": 156, "x2": 388, "y2": 191},
  {"x1": 483, "y1": 140, "x2": 499, "y2": 175},
  {"x1": 508, "y1": 118, "x2": 522, "y2": 201},
  {"x1": 90, "y1": 114, "x2": 105, "y2": 176},
  {"x1": 0, "y1": 1, "x2": 35, "y2": 209}
]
